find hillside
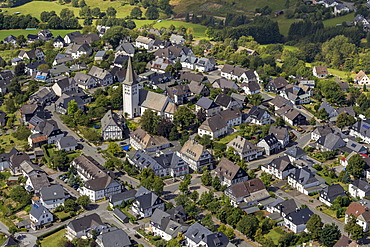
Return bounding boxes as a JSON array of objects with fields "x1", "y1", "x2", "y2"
[{"x1": 170, "y1": 0, "x2": 296, "y2": 17}]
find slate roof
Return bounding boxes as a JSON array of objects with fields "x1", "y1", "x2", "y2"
[
  {"x1": 313, "y1": 125, "x2": 334, "y2": 137},
  {"x1": 84, "y1": 176, "x2": 117, "y2": 194},
  {"x1": 113, "y1": 208, "x2": 129, "y2": 222},
  {"x1": 227, "y1": 136, "x2": 258, "y2": 154},
  {"x1": 184, "y1": 222, "x2": 212, "y2": 244},
  {"x1": 214, "y1": 93, "x2": 234, "y2": 108},
  {"x1": 260, "y1": 134, "x2": 279, "y2": 147},
  {"x1": 180, "y1": 140, "x2": 210, "y2": 162},
  {"x1": 247, "y1": 106, "x2": 268, "y2": 121},
  {"x1": 289, "y1": 167, "x2": 322, "y2": 186},
  {"x1": 40, "y1": 184, "x2": 65, "y2": 201},
  {"x1": 88, "y1": 66, "x2": 111, "y2": 80},
  {"x1": 110, "y1": 189, "x2": 137, "y2": 204},
  {"x1": 284, "y1": 146, "x2": 306, "y2": 159},
  {"x1": 67, "y1": 213, "x2": 104, "y2": 233},
  {"x1": 101, "y1": 110, "x2": 123, "y2": 132},
  {"x1": 135, "y1": 191, "x2": 163, "y2": 210},
  {"x1": 29, "y1": 202, "x2": 50, "y2": 220},
  {"x1": 351, "y1": 179, "x2": 370, "y2": 193},
  {"x1": 28, "y1": 173, "x2": 50, "y2": 191},
  {"x1": 123, "y1": 57, "x2": 138, "y2": 86},
  {"x1": 268, "y1": 156, "x2": 294, "y2": 171},
  {"x1": 179, "y1": 71, "x2": 207, "y2": 83},
  {"x1": 200, "y1": 115, "x2": 227, "y2": 132},
  {"x1": 269, "y1": 77, "x2": 288, "y2": 90},
  {"x1": 286, "y1": 207, "x2": 313, "y2": 225},
  {"x1": 274, "y1": 199, "x2": 298, "y2": 216},
  {"x1": 97, "y1": 227, "x2": 131, "y2": 247},
  {"x1": 58, "y1": 136, "x2": 77, "y2": 149},
  {"x1": 317, "y1": 133, "x2": 346, "y2": 150},
  {"x1": 216, "y1": 157, "x2": 247, "y2": 181},
  {"x1": 269, "y1": 126, "x2": 289, "y2": 141},
  {"x1": 226, "y1": 178, "x2": 266, "y2": 198},
  {"x1": 320, "y1": 184, "x2": 346, "y2": 203}
]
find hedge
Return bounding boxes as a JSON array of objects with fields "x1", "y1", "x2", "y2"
[{"x1": 37, "y1": 225, "x2": 66, "y2": 240}]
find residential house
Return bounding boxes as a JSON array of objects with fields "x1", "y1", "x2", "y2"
[
  {"x1": 275, "y1": 105, "x2": 307, "y2": 126},
  {"x1": 29, "y1": 202, "x2": 53, "y2": 230},
  {"x1": 350, "y1": 119, "x2": 370, "y2": 144},
  {"x1": 130, "y1": 128, "x2": 170, "y2": 152},
  {"x1": 96, "y1": 227, "x2": 131, "y2": 247},
  {"x1": 184, "y1": 223, "x2": 229, "y2": 247},
  {"x1": 0, "y1": 148, "x2": 18, "y2": 171},
  {"x1": 225, "y1": 178, "x2": 270, "y2": 207},
  {"x1": 9, "y1": 151, "x2": 31, "y2": 175},
  {"x1": 115, "y1": 42, "x2": 135, "y2": 57},
  {"x1": 74, "y1": 72, "x2": 97, "y2": 89},
  {"x1": 73, "y1": 33, "x2": 99, "y2": 45},
  {"x1": 28, "y1": 120, "x2": 64, "y2": 147},
  {"x1": 269, "y1": 126, "x2": 290, "y2": 148},
  {"x1": 53, "y1": 35, "x2": 65, "y2": 49},
  {"x1": 241, "y1": 81, "x2": 261, "y2": 95},
  {"x1": 284, "y1": 207, "x2": 313, "y2": 233},
  {"x1": 215, "y1": 93, "x2": 241, "y2": 110},
  {"x1": 150, "y1": 208, "x2": 188, "y2": 241},
  {"x1": 355, "y1": 70, "x2": 370, "y2": 85},
  {"x1": 38, "y1": 30, "x2": 52, "y2": 41},
  {"x1": 55, "y1": 94, "x2": 85, "y2": 115},
  {"x1": 4, "y1": 35, "x2": 16, "y2": 44},
  {"x1": 266, "y1": 199, "x2": 299, "y2": 217},
  {"x1": 25, "y1": 60, "x2": 47, "y2": 75},
  {"x1": 319, "y1": 184, "x2": 347, "y2": 207},
  {"x1": 212, "y1": 78, "x2": 239, "y2": 91},
  {"x1": 288, "y1": 167, "x2": 325, "y2": 195},
  {"x1": 56, "y1": 136, "x2": 78, "y2": 151},
  {"x1": 29, "y1": 87, "x2": 55, "y2": 106},
  {"x1": 214, "y1": 158, "x2": 248, "y2": 186},
  {"x1": 245, "y1": 106, "x2": 271, "y2": 125},
  {"x1": 108, "y1": 189, "x2": 137, "y2": 207},
  {"x1": 198, "y1": 115, "x2": 228, "y2": 140},
  {"x1": 345, "y1": 200, "x2": 370, "y2": 232},
  {"x1": 179, "y1": 71, "x2": 208, "y2": 84},
  {"x1": 65, "y1": 43, "x2": 92, "y2": 59},
  {"x1": 39, "y1": 184, "x2": 66, "y2": 210},
  {"x1": 88, "y1": 66, "x2": 113, "y2": 86},
  {"x1": 195, "y1": 97, "x2": 221, "y2": 117},
  {"x1": 66, "y1": 213, "x2": 107, "y2": 240},
  {"x1": 81, "y1": 175, "x2": 122, "y2": 202},
  {"x1": 313, "y1": 65, "x2": 329, "y2": 78},
  {"x1": 257, "y1": 134, "x2": 282, "y2": 156},
  {"x1": 64, "y1": 31, "x2": 82, "y2": 44},
  {"x1": 169, "y1": 34, "x2": 185, "y2": 45},
  {"x1": 101, "y1": 110, "x2": 125, "y2": 141},
  {"x1": 127, "y1": 150, "x2": 189, "y2": 178},
  {"x1": 152, "y1": 39, "x2": 171, "y2": 50},
  {"x1": 178, "y1": 140, "x2": 214, "y2": 172},
  {"x1": 262, "y1": 156, "x2": 296, "y2": 179},
  {"x1": 312, "y1": 125, "x2": 334, "y2": 141},
  {"x1": 132, "y1": 188, "x2": 165, "y2": 218},
  {"x1": 150, "y1": 57, "x2": 173, "y2": 73},
  {"x1": 266, "y1": 77, "x2": 288, "y2": 93},
  {"x1": 72, "y1": 155, "x2": 106, "y2": 181},
  {"x1": 342, "y1": 139, "x2": 368, "y2": 154},
  {"x1": 94, "y1": 51, "x2": 106, "y2": 61},
  {"x1": 269, "y1": 95, "x2": 293, "y2": 110},
  {"x1": 333, "y1": 235, "x2": 359, "y2": 247},
  {"x1": 281, "y1": 84, "x2": 310, "y2": 105},
  {"x1": 25, "y1": 172, "x2": 50, "y2": 193},
  {"x1": 220, "y1": 64, "x2": 259, "y2": 83},
  {"x1": 219, "y1": 107, "x2": 242, "y2": 127},
  {"x1": 226, "y1": 136, "x2": 262, "y2": 161},
  {"x1": 284, "y1": 146, "x2": 307, "y2": 162},
  {"x1": 52, "y1": 77, "x2": 76, "y2": 97},
  {"x1": 349, "y1": 179, "x2": 370, "y2": 199},
  {"x1": 113, "y1": 55, "x2": 129, "y2": 68},
  {"x1": 333, "y1": 4, "x2": 349, "y2": 15},
  {"x1": 166, "y1": 84, "x2": 191, "y2": 105},
  {"x1": 135, "y1": 36, "x2": 155, "y2": 50},
  {"x1": 20, "y1": 160, "x2": 43, "y2": 179},
  {"x1": 18, "y1": 48, "x2": 45, "y2": 61},
  {"x1": 180, "y1": 55, "x2": 215, "y2": 72},
  {"x1": 316, "y1": 133, "x2": 346, "y2": 152}
]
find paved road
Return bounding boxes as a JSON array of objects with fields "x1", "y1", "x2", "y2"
[{"x1": 44, "y1": 105, "x2": 106, "y2": 165}]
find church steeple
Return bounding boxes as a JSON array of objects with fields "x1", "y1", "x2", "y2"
[{"x1": 123, "y1": 57, "x2": 137, "y2": 86}]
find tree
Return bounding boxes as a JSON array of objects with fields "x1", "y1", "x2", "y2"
[
  {"x1": 91, "y1": 7, "x2": 101, "y2": 18},
  {"x1": 130, "y1": 7, "x2": 142, "y2": 19},
  {"x1": 317, "y1": 108, "x2": 329, "y2": 120},
  {"x1": 347, "y1": 154, "x2": 365, "y2": 179},
  {"x1": 212, "y1": 176, "x2": 221, "y2": 190},
  {"x1": 319, "y1": 223, "x2": 340, "y2": 247},
  {"x1": 14, "y1": 62, "x2": 25, "y2": 76},
  {"x1": 201, "y1": 214, "x2": 215, "y2": 231},
  {"x1": 102, "y1": 26, "x2": 129, "y2": 48},
  {"x1": 106, "y1": 7, "x2": 117, "y2": 17},
  {"x1": 12, "y1": 125, "x2": 31, "y2": 141},
  {"x1": 107, "y1": 142, "x2": 121, "y2": 155},
  {"x1": 236, "y1": 215, "x2": 259, "y2": 239},
  {"x1": 16, "y1": 35, "x2": 26, "y2": 46},
  {"x1": 60, "y1": 8, "x2": 75, "y2": 19},
  {"x1": 67, "y1": 99, "x2": 78, "y2": 116},
  {"x1": 321, "y1": 35, "x2": 356, "y2": 68},
  {"x1": 145, "y1": 6, "x2": 159, "y2": 20},
  {"x1": 140, "y1": 109, "x2": 160, "y2": 134},
  {"x1": 64, "y1": 198, "x2": 77, "y2": 212},
  {"x1": 306, "y1": 214, "x2": 323, "y2": 240},
  {"x1": 173, "y1": 106, "x2": 196, "y2": 130},
  {"x1": 345, "y1": 214, "x2": 362, "y2": 239},
  {"x1": 9, "y1": 186, "x2": 31, "y2": 205},
  {"x1": 274, "y1": 116, "x2": 285, "y2": 127},
  {"x1": 351, "y1": 224, "x2": 364, "y2": 241},
  {"x1": 201, "y1": 169, "x2": 212, "y2": 186},
  {"x1": 248, "y1": 94, "x2": 263, "y2": 106},
  {"x1": 336, "y1": 113, "x2": 356, "y2": 129},
  {"x1": 77, "y1": 195, "x2": 91, "y2": 209},
  {"x1": 79, "y1": 0, "x2": 86, "y2": 7}
]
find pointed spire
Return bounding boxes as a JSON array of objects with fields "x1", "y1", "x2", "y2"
[{"x1": 123, "y1": 56, "x2": 137, "y2": 86}]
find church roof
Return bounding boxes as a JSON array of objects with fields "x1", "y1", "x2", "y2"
[{"x1": 123, "y1": 57, "x2": 138, "y2": 86}]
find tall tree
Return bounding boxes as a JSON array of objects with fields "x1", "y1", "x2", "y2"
[
  {"x1": 173, "y1": 106, "x2": 196, "y2": 130},
  {"x1": 130, "y1": 7, "x2": 142, "y2": 19},
  {"x1": 347, "y1": 154, "x2": 365, "y2": 179},
  {"x1": 306, "y1": 214, "x2": 323, "y2": 240},
  {"x1": 145, "y1": 6, "x2": 159, "y2": 20},
  {"x1": 319, "y1": 223, "x2": 341, "y2": 247},
  {"x1": 140, "y1": 109, "x2": 160, "y2": 134},
  {"x1": 106, "y1": 7, "x2": 117, "y2": 17}
]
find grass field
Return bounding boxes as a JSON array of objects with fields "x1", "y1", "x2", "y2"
[
  {"x1": 0, "y1": 29, "x2": 80, "y2": 42},
  {"x1": 265, "y1": 227, "x2": 285, "y2": 244},
  {"x1": 40, "y1": 229, "x2": 66, "y2": 247},
  {"x1": 273, "y1": 15, "x2": 300, "y2": 37},
  {"x1": 323, "y1": 12, "x2": 355, "y2": 28},
  {"x1": 4, "y1": 0, "x2": 136, "y2": 19},
  {"x1": 135, "y1": 19, "x2": 208, "y2": 39}
]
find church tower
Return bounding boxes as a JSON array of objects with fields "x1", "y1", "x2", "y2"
[{"x1": 122, "y1": 57, "x2": 140, "y2": 118}]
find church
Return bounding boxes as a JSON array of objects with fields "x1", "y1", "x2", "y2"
[{"x1": 122, "y1": 57, "x2": 177, "y2": 119}]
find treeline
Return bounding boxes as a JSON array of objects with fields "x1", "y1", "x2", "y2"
[
  {"x1": 288, "y1": 20, "x2": 365, "y2": 46},
  {"x1": 185, "y1": 13, "x2": 249, "y2": 28},
  {"x1": 100, "y1": 17, "x2": 136, "y2": 29},
  {"x1": 0, "y1": 13, "x2": 39, "y2": 29},
  {"x1": 207, "y1": 17, "x2": 282, "y2": 44},
  {"x1": 38, "y1": 9, "x2": 80, "y2": 29}
]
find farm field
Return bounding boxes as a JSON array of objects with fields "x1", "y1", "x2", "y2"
[
  {"x1": 4, "y1": 0, "x2": 136, "y2": 18},
  {"x1": 323, "y1": 12, "x2": 355, "y2": 27},
  {"x1": 0, "y1": 29, "x2": 80, "y2": 41}
]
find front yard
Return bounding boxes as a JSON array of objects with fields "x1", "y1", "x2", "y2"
[{"x1": 40, "y1": 229, "x2": 66, "y2": 247}]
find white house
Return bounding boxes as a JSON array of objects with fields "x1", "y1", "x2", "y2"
[
  {"x1": 39, "y1": 184, "x2": 66, "y2": 210},
  {"x1": 261, "y1": 156, "x2": 296, "y2": 180},
  {"x1": 29, "y1": 202, "x2": 53, "y2": 230},
  {"x1": 355, "y1": 70, "x2": 370, "y2": 85},
  {"x1": 349, "y1": 179, "x2": 370, "y2": 199},
  {"x1": 283, "y1": 208, "x2": 313, "y2": 233}
]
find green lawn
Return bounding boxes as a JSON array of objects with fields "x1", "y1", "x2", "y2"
[
  {"x1": 0, "y1": 29, "x2": 80, "y2": 42},
  {"x1": 323, "y1": 12, "x2": 355, "y2": 28},
  {"x1": 328, "y1": 68, "x2": 355, "y2": 79},
  {"x1": 215, "y1": 132, "x2": 239, "y2": 144},
  {"x1": 265, "y1": 227, "x2": 285, "y2": 244},
  {"x1": 0, "y1": 132, "x2": 28, "y2": 153},
  {"x1": 273, "y1": 16, "x2": 300, "y2": 37},
  {"x1": 4, "y1": 0, "x2": 136, "y2": 19},
  {"x1": 40, "y1": 229, "x2": 66, "y2": 247}
]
